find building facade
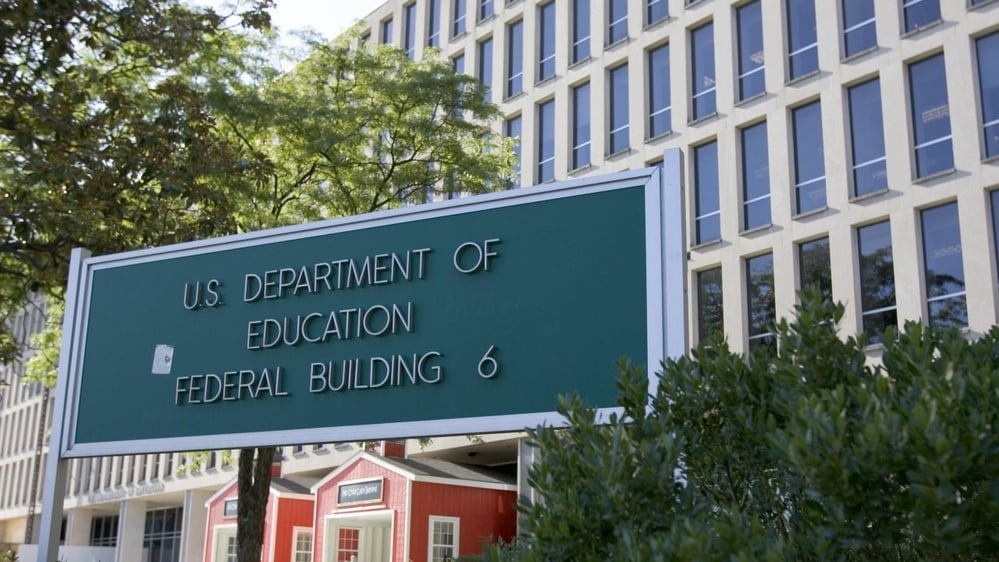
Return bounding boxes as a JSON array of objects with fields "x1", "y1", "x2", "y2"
[
  {"x1": 2, "y1": 0, "x2": 999, "y2": 560},
  {"x1": 363, "y1": 0, "x2": 999, "y2": 350}
]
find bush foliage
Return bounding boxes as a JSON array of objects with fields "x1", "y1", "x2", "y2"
[{"x1": 515, "y1": 293, "x2": 999, "y2": 561}]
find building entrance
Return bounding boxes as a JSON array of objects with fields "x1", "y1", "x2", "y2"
[{"x1": 326, "y1": 512, "x2": 392, "y2": 562}]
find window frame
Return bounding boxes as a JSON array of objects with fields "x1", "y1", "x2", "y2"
[
  {"x1": 608, "y1": 0, "x2": 628, "y2": 45},
  {"x1": 790, "y1": 99, "x2": 827, "y2": 215},
  {"x1": 537, "y1": 98, "x2": 556, "y2": 183},
  {"x1": 740, "y1": 120, "x2": 771, "y2": 231},
  {"x1": 857, "y1": 220, "x2": 897, "y2": 345},
  {"x1": 847, "y1": 77, "x2": 888, "y2": 198},
  {"x1": 841, "y1": 0, "x2": 877, "y2": 59},
  {"x1": 797, "y1": 236, "x2": 832, "y2": 302},
  {"x1": 428, "y1": 516, "x2": 461, "y2": 562},
  {"x1": 291, "y1": 527, "x2": 314, "y2": 562},
  {"x1": 647, "y1": 42, "x2": 671, "y2": 138},
  {"x1": 690, "y1": 21, "x2": 716, "y2": 121},
  {"x1": 693, "y1": 140, "x2": 721, "y2": 245},
  {"x1": 452, "y1": 0, "x2": 467, "y2": 37},
  {"x1": 786, "y1": 0, "x2": 818, "y2": 81},
  {"x1": 506, "y1": 20, "x2": 524, "y2": 98},
  {"x1": 696, "y1": 266, "x2": 724, "y2": 343},
  {"x1": 538, "y1": 2, "x2": 557, "y2": 81},
  {"x1": 745, "y1": 252, "x2": 776, "y2": 351},
  {"x1": 608, "y1": 63, "x2": 630, "y2": 155},
  {"x1": 736, "y1": 0, "x2": 765, "y2": 102},
  {"x1": 920, "y1": 202, "x2": 968, "y2": 329},
  {"x1": 907, "y1": 52, "x2": 954, "y2": 179},
  {"x1": 975, "y1": 32, "x2": 999, "y2": 160},
  {"x1": 571, "y1": 82, "x2": 591, "y2": 170},
  {"x1": 571, "y1": 0, "x2": 591, "y2": 64}
]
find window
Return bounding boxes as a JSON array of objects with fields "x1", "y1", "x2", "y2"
[
  {"x1": 798, "y1": 237, "x2": 832, "y2": 301},
  {"x1": 842, "y1": 0, "x2": 876, "y2": 57},
  {"x1": 479, "y1": 0, "x2": 494, "y2": 21},
  {"x1": 786, "y1": 0, "x2": 818, "y2": 80},
  {"x1": 427, "y1": 0, "x2": 441, "y2": 48},
  {"x1": 538, "y1": 2, "x2": 556, "y2": 81},
  {"x1": 506, "y1": 20, "x2": 523, "y2": 97},
  {"x1": 647, "y1": 0, "x2": 667, "y2": 26},
  {"x1": 538, "y1": 99, "x2": 555, "y2": 182},
  {"x1": 429, "y1": 517, "x2": 460, "y2": 562},
  {"x1": 694, "y1": 140, "x2": 720, "y2": 245},
  {"x1": 697, "y1": 267, "x2": 724, "y2": 342},
  {"x1": 690, "y1": 22, "x2": 716, "y2": 120},
  {"x1": 608, "y1": 0, "x2": 628, "y2": 44},
  {"x1": 792, "y1": 101, "x2": 826, "y2": 214},
  {"x1": 572, "y1": 82, "x2": 591, "y2": 169},
  {"x1": 477, "y1": 37, "x2": 493, "y2": 101},
  {"x1": 381, "y1": 18, "x2": 394, "y2": 45},
  {"x1": 572, "y1": 0, "x2": 591, "y2": 63},
  {"x1": 909, "y1": 53, "x2": 953, "y2": 178},
  {"x1": 90, "y1": 515, "x2": 118, "y2": 547},
  {"x1": 976, "y1": 32, "x2": 999, "y2": 159},
  {"x1": 453, "y1": 0, "x2": 467, "y2": 36},
  {"x1": 746, "y1": 252, "x2": 776, "y2": 351},
  {"x1": 336, "y1": 527, "x2": 360, "y2": 562},
  {"x1": 902, "y1": 0, "x2": 940, "y2": 33},
  {"x1": 292, "y1": 528, "x2": 313, "y2": 562},
  {"x1": 143, "y1": 507, "x2": 183, "y2": 562},
  {"x1": 506, "y1": 115, "x2": 522, "y2": 186},
  {"x1": 847, "y1": 78, "x2": 887, "y2": 197},
  {"x1": 608, "y1": 64, "x2": 629, "y2": 154},
  {"x1": 922, "y1": 203, "x2": 967, "y2": 328},
  {"x1": 741, "y1": 121, "x2": 771, "y2": 230},
  {"x1": 736, "y1": 1, "x2": 765, "y2": 101},
  {"x1": 452, "y1": 52, "x2": 465, "y2": 74},
  {"x1": 404, "y1": 3, "x2": 417, "y2": 58},
  {"x1": 224, "y1": 535, "x2": 237, "y2": 562},
  {"x1": 648, "y1": 43, "x2": 671, "y2": 137},
  {"x1": 858, "y1": 220, "x2": 896, "y2": 344},
  {"x1": 993, "y1": 191, "x2": 999, "y2": 285}
]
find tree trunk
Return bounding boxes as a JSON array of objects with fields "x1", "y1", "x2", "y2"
[{"x1": 236, "y1": 446, "x2": 276, "y2": 562}]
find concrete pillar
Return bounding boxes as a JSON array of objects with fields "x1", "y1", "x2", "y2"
[
  {"x1": 65, "y1": 508, "x2": 94, "y2": 546},
  {"x1": 116, "y1": 499, "x2": 146, "y2": 562},
  {"x1": 179, "y1": 489, "x2": 212, "y2": 562}
]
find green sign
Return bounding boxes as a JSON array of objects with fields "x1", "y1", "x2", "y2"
[{"x1": 63, "y1": 168, "x2": 672, "y2": 456}]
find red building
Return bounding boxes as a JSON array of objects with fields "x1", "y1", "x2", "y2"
[
  {"x1": 310, "y1": 451, "x2": 517, "y2": 562},
  {"x1": 204, "y1": 472, "x2": 318, "y2": 562}
]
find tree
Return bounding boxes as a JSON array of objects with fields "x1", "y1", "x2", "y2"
[
  {"x1": 518, "y1": 292, "x2": 999, "y2": 561},
  {"x1": 0, "y1": 0, "x2": 275, "y2": 363}
]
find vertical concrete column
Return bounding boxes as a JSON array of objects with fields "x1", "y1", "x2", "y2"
[
  {"x1": 180, "y1": 489, "x2": 212, "y2": 562},
  {"x1": 116, "y1": 499, "x2": 146, "y2": 562},
  {"x1": 65, "y1": 508, "x2": 94, "y2": 546}
]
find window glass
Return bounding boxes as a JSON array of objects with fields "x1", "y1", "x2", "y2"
[
  {"x1": 694, "y1": 141, "x2": 720, "y2": 244},
  {"x1": 848, "y1": 78, "x2": 887, "y2": 197},
  {"x1": 746, "y1": 253, "x2": 776, "y2": 351},
  {"x1": 538, "y1": 99, "x2": 555, "y2": 182},
  {"x1": 647, "y1": 0, "x2": 667, "y2": 26},
  {"x1": 430, "y1": 518, "x2": 459, "y2": 562},
  {"x1": 741, "y1": 121, "x2": 771, "y2": 230},
  {"x1": 404, "y1": 3, "x2": 417, "y2": 58},
  {"x1": 608, "y1": 0, "x2": 628, "y2": 44},
  {"x1": 479, "y1": 0, "x2": 494, "y2": 21},
  {"x1": 902, "y1": 0, "x2": 940, "y2": 33},
  {"x1": 858, "y1": 220, "x2": 896, "y2": 344},
  {"x1": 648, "y1": 43, "x2": 671, "y2": 137},
  {"x1": 572, "y1": 0, "x2": 591, "y2": 63},
  {"x1": 538, "y1": 3, "x2": 556, "y2": 81},
  {"x1": 842, "y1": 0, "x2": 876, "y2": 57},
  {"x1": 909, "y1": 54, "x2": 953, "y2": 178},
  {"x1": 786, "y1": 0, "x2": 818, "y2": 79},
  {"x1": 452, "y1": 53, "x2": 465, "y2": 74},
  {"x1": 799, "y1": 237, "x2": 832, "y2": 301},
  {"x1": 609, "y1": 65, "x2": 629, "y2": 154},
  {"x1": 691, "y1": 22, "x2": 716, "y2": 120},
  {"x1": 506, "y1": 21, "x2": 523, "y2": 97},
  {"x1": 922, "y1": 203, "x2": 967, "y2": 328},
  {"x1": 697, "y1": 267, "x2": 724, "y2": 342},
  {"x1": 572, "y1": 82, "x2": 591, "y2": 169},
  {"x1": 427, "y1": 0, "x2": 441, "y2": 48},
  {"x1": 792, "y1": 101, "x2": 826, "y2": 214},
  {"x1": 453, "y1": 0, "x2": 467, "y2": 36},
  {"x1": 506, "y1": 115, "x2": 522, "y2": 186},
  {"x1": 381, "y1": 18, "x2": 394, "y2": 45},
  {"x1": 478, "y1": 38, "x2": 493, "y2": 101},
  {"x1": 293, "y1": 529, "x2": 314, "y2": 562},
  {"x1": 976, "y1": 32, "x2": 999, "y2": 159},
  {"x1": 736, "y1": 1, "x2": 765, "y2": 101}
]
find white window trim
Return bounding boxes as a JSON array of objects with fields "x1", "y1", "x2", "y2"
[
  {"x1": 428, "y1": 515, "x2": 461, "y2": 562},
  {"x1": 291, "y1": 526, "x2": 313, "y2": 562}
]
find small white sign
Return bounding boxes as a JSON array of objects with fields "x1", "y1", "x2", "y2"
[{"x1": 151, "y1": 345, "x2": 174, "y2": 375}]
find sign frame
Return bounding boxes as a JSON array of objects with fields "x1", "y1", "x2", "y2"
[{"x1": 58, "y1": 159, "x2": 684, "y2": 459}]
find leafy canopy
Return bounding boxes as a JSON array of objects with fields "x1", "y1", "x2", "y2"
[{"x1": 517, "y1": 292, "x2": 999, "y2": 561}]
